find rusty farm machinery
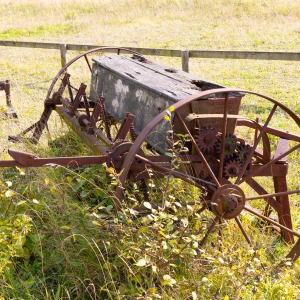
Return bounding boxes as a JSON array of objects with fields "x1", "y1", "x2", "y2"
[{"x1": 2, "y1": 47, "x2": 300, "y2": 265}]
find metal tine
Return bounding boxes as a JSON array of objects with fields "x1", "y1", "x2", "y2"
[
  {"x1": 83, "y1": 94, "x2": 91, "y2": 120},
  {"x1": 113, "y1": 112, "x2": 135, "y2": 143},
  {"x1": 88, "y1": 96, "x2": 103, "y2": 133},
  {"x1": 99, "y1": 96, "x2": 112, "y2": 141},
  {"x1": 69, "y1": 83, "x2": 87, "y2": 117},
  {"x1": 67, "y1": 78, "x2": 74, "y2": 103}
]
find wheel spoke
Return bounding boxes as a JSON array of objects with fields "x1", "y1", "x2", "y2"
[
  {"x1": 244, "y1": 204, "x2": 300, "y2": 238},
  {"x1": 174, "y1": 111, "x2": 220, "y2": 187},
  {"x1": 245, "y1": 177, "x2": 280, "y2": 211},
  {"x1": 241, "y1": 142, "x2": 300, "y2": 184},
  {"x1": 235, "y1": 104, "x2": 278, "y2": 184},
  {"x1": 135, "y1": 154, "x2": 215, "y2": 190},
  {"x1": 286, "y1": 238, "x2": 300, "y2": 263},
  {"x1": 218, "y1": 93, "x2": 229, "y2": 182},
  {"x1": 218, "y1": 219, "x2": 223, "y2": 248},
  {"x1": 84, "y1": 54, "x2": 92, "y2": 73},
  {"x1": 235, "y1": 217, "x2": 252, "y2": 245},
  {"x1": 199, "y1": 217, "x2": 218, "y2": 248},
  {"x1": 246, "y1": 189, "x2": 300, "y2": 201}
]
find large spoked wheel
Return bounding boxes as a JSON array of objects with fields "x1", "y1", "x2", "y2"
[
  {"x1": 115, "y1": 88, "x2": 300, "y2": 265},
  {"x1": 46, "y1": 46, "x2": 140, "y2": 102}
]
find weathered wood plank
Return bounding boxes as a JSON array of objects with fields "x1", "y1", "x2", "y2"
[
  {"x1": 189, "y1": 50, "x2": 300, "y2": 61},
  {"x1": 0, "y1": 40, "x2": 61, "y2": 49},
  {"x1": 1, "y1": 40, "x2": 300, "y2": 77},
  {"x1": 181, "y1": 51, "x2": 190, "y2": 72},
  {"x1": 1, "y1": 40, "x2": 300, "y2": 61},
  {"x1": 68, "y1": 45, "x2": 182, "y2": 57},
  {"x1": 60, "y1": 44, "x2": 67, "y2": 67}
]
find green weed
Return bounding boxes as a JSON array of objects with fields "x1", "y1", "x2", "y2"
[{"x1": 0, "y1": 24, "x2": 82, "y2": 39}]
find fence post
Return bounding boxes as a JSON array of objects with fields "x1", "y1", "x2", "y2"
[
  {"x1": 181, "y1": 50, "x2": 190, "y2": 73},
  {"x1": 60, "y1": 44, "x2": 67, "y2": 67}
]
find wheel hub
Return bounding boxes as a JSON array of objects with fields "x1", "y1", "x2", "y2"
[{"x1": 211, "y1": 184, "x2": 245, "y2": 219}]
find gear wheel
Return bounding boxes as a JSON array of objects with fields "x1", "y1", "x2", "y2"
[
  {"x1": 236, "y1": 143, "x2": 252, "y2": 162},
  {"x1": 216, "y1": 133, "x2": 237, "y2": 158},
  {"x1": 194, "y1": 126, "x2": 218, "y2": 153},
  {"x1": 195, "y1": 155, "x2": 219, "y2": 180},
  {"x1": 223, "y1": 159, "x2": 241, "y2": 179}
]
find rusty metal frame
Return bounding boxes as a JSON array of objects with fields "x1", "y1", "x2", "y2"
[{"x1": 2, "y1": 49, "x2": 300, "y2": 265}]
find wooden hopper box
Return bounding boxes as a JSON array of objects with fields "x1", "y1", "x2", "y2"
[{"x1": 90, "y1": 55, "x2": 243, "y2": 153}]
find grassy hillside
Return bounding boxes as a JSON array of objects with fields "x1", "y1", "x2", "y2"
[
  {"x1": 1, "y1": 0, "x2": 300, "y2": 50},
  {"x1": 0, "y1": 0, "x2": 300, "y2": 299}
]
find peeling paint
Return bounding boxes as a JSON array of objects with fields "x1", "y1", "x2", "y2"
[
  {"x1": 135, "y1": 89, "x2": 144, "y2": 102},
  {"x1": 112, "y1": 97, "x2": 119, "y2": 110},
  {"x1": 115, "y1": 79, "x2": 129, "y2": 96}
]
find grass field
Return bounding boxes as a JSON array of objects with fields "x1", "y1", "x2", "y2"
[{"x1": 1, "y1": 0, "x2": 300, "y2": 299}]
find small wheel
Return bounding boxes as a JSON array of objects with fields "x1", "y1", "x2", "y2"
[{"x1": 115, "y1": 88, "x2": 300, "y2": 265}]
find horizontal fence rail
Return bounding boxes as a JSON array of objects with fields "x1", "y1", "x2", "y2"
[{"x1": 1, "y1": 40, "x2": 300, "y2": 72}]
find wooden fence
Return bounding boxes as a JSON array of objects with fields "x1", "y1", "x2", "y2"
[{"x1": 1, "y1": 40, "x2": 300, "y2": 72}]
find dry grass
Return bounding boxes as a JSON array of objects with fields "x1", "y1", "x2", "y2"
[{"x1": 1, "y1": 0, "x2": 300, "y2": 50}]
